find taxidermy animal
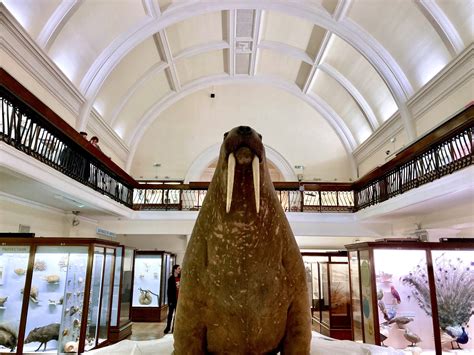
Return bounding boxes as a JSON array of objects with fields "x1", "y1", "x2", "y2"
[
  {"x1": 0, "y1": 324, "x2": 17, "y2": 352},
  {"x1": 446, "y1": 326, "x2": 469, "y2": 349},
  {"x1": 390, "y1": 285, "x2": 401, "y2": 304},
  {"x1": 403, "y1": 328, "x2": 421, "y2": 346},
  {"x1": 174, "y1": 126, "x2": 311, "y2": 354},
  {"x1": 24, "y1": 323, "x2": 59, "y2": 352},
  {"x1": 21, "y1": 286, "x2": 39, "y2": 303},
  {"x1": 386, "y1": 316, "x2": 414, "y2": 329},
  {"x1": 0, "y1": 297, "x2": 8, "y2": 307}
]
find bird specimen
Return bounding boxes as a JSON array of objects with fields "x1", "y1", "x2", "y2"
[
  {"x1": 386, "y1": 316, "x2": 414, "y2": 329},
  {"x1": 377, "y1": 289, "x2": 384, "y2": 301},
  {"x1": 446, "y1": 326, "x2": 469, "y2": 349},
  {"x1": 390, "y1": 286, "x2": 401, "y2": 304},
  {"x1": 403, "y1": 328, "x2": 421, "y2": 347}
]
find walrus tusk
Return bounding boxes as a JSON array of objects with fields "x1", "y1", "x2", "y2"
[
  {"x1": 226, "y1": 153, "x2": 235, "y2": 213},
  {"x1": 252, "y1": 156, "x2": 260, "y2": 213}
]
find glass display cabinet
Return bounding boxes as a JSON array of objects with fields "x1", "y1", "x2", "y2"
[
  {"x1": 0, "y1": 237, "x2": 118, "y2": 354},
  {"x1": 109, "y1": 246, "x2": 135, "y2": 342},
  {"x1": 131, "y1": 250, "x2": 175, "y2": 322},
  {"x1": 346, "y1": 240, "x2": 474, "y2": 353},
  {"x1": 302, "y1": 252, "x2": 352, "y2": 340}
]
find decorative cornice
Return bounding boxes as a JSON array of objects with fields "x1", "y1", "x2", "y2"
[
  {"x1": 0, "y1": 191, "x2": 66, "y2": 216},
  {"x1": 0, "y1": 4, "x2": 84, "y2": 117}
]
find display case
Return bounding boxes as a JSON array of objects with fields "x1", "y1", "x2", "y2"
[
  {"x1": 109, "y1": 246, "x2": 135, "y2": 342},
  {"x1": 131, "y1": 250, "x2": 175, "y2": 322},
  {"x1": 302, "y1": 252, "x2": 352, "y2": 340},
  {"x1": 346, "y1": 240, "x2": 474, "y2": 353},
  {"x1": 0, "y1": 237, "x2": 118, "y2": 354}
]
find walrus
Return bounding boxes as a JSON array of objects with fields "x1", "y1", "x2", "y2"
[{"x1": 174, "y1": 126, "x2": 311, "y2": 354}]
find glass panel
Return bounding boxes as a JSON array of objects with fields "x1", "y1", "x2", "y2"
[
  {"x1": 359, "y1": 249, "x2": 375, "y2": 344},
  {"x1": 320, "y1": 263, "x2": 329, "y2": 325},
  {"x1": 374, "y1": 249, "x2": 435, "y2": 351},
  {"x1": 329, "y1": 263, "x2": 351, "y2": 329},
  {"x1": 0, "y1": 245, "x2": 30, "y2": 352},
  {"x1": 119, "y1": 248, "x2": 133, "y2": 326},
  {"x1": 331, "y1": 256, "x2": 348, "y2": 262},
  {"x1": 97, "y1": 249, "x2": 114, "y2": 345},
  {"x1": 303, "y1": 262, "x2": 313, "y2": 316},
  {"x1": 161, "y1": 254, "x2": 170, "y2": 305},
  {"x1": 133, "y1": 254, "x2": 162, "y2": 307},
  {"x1": 431, "y1": 250, "x2": 473, "y2": 351},
  {"x1": 349, "y1": 251, "x2": 363, "y2": 342},
  {"x1": 84, "y1": 247, "x2": 105, "y2": 351},
  {"x1": 23, "y1": 246, "x2": 88, "y2": 353},
  {"x1": 110, "y1": 247, "x2": 123, "y2": 327},
  {"x1": 302, "y1": 256, "x2": 328, "y2": 263}
]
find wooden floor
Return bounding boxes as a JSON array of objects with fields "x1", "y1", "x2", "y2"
[{"x1": 127, "y1": 321, "x2": 169, "y2": 341}]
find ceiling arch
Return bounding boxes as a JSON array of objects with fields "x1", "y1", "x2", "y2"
[
  {"x1": 184, "y1": 142, "x2": 297, "y2": 183},
  {"x1": 124, "y1": 75, "x2": 358, "y2": 176},
  {"x1": 74, "y1": 0, "x2": 419, "y2": 140}
]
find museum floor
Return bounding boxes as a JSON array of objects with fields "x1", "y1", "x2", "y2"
[{"x1": 128, "y1": 322, "x2": 168, "y2": 341}]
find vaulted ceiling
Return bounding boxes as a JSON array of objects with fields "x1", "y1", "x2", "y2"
[{"x1": 3, "y1": 0, "x2": 472, "y2": 182}]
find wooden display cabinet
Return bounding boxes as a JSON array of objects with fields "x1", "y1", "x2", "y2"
[
  {"x1": 302, "y1": 252, "x2": 352, "y2": 340},
  {"x1": 346, "y1": 240, "x2": 474, "y2": 353},
  {"x1": 109, "y1": 245, "x2": 135, "y2": 342},
  {"x1": 0, "y1": 237, "x2": 119, "y2": 354},
  {"x1": 131, "y1": 250, "x2": 175, "y2": 322}
]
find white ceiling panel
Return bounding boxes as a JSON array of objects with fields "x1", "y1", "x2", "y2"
[
  {"x1": 114, "y1": 70, "x2": 172, "y2": 141},
  {"x1": 166, "y1": 11, "x2": 224, "y2": 56},
  {"x1": 175, "y1": 50, "x2": 226, "y2": 85},
  {"x1": 321, "y1": 35, "x2": 397, "y2": 123},
  {"x1": 311, "y1": 70, "x2": 371, "y2": 144},
  {"x1": 437, "y1": 0, "x2": 473, "y2": 47},
  {"x1": 261, "y1": 11, "x2": 315, "y2": 52},
  {"x1": 158, "y1": 0, "x2": 173, "y2": 13},
  {"x1": 48, "y1": 1, "x2": 147, "y2": 85},
  {"x1": 347, "y1": 0, "x2": 452, "y2": 91},
  {"x1": 257, "y1": 49, "x2": 303, "y2": 83},
  {"x1": 131, "y1": 85, "x2": 351, "y2": 181},
  {"x1": 3, "y1": 0, "x2": 60, "y2": 39},
  {"x1": 94, "y1": 37, "x2": 163, "y2": 121}
]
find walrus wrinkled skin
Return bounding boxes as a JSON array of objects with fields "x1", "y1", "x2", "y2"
[{"x1": 174, "y1": 126, "x2": 311, "y2": 354}]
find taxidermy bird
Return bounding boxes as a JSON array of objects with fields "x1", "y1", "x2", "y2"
[
  {"x1": 446, "y1": 326, "x2": 469, "y2": 349},
  {"x1": 390, "y1": 285, "x2": 401, "y2": 304},
  {"x1": 377, "y1": 289, "x2": 384, "y2": 301},
  {"x1": 387, "y1": 316, "x2": 414, "y2": 329},
  {"x1": 403, "y1": 328, "x2": 421, "y2": 346}
]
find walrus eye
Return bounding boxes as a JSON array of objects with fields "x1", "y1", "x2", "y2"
[
  {"x1": 258, "y1": 134, "x2": 262, "y2": 140},
  {"x1": 223, "y1": 132, "x2": 229, "y2": 140}
]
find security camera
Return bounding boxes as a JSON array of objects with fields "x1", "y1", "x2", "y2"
[
  {"x1": 210, "y1": 93, "x2": 215, "y2": 98},
  {"x1": 385, "y1": 150, "x2": 391, "y2": 155}
]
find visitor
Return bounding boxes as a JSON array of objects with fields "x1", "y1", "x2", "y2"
[{"x1": 164, "y1": 265, "x2": 181, "y2": 334}]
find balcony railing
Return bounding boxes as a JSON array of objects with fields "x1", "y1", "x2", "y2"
[
  {"x1": 0, "y1": 69, "x2": 136, "y2": 207},
  {"x1": 1, "y1": 68, "x2": 472, "y2": 213},
  {"x1": 132, "y1": 182, "x2": 354, "y2": 212}
]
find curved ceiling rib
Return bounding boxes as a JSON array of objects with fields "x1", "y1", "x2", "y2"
[
  {"x1": 259, "y1": 40, "x2": 314, "y2": 64},
  {"x1": 249, "y1": 9, "x2": 263, "y2": 76},
  {"x1": 109, "y1": 61, "x2": 168, "y2": 126},
  {"x1": 414, "y1": 0, "x2": 464, "y2": 57},
  {"x1": 156, "y1": 30, "x2": 181, "y2": 91},
  {"x1": 125, "y1": 74, "x2": 358, "y2": 176},
  {"x1": 227, "y1": 9, "x2": 236, "y2": 76},
  {"x1": 75, "y1": 1, "x2": 415, "y2": 140},
  {"x1": 303, "y1": 31, "x2": 331, "y2": 94},
  {"x1": 36, "y1": 0, "x2": 82, "y2": 51},
  {"x1": 318, "y1": 63, "x2": 378, "y2": 131},
  {"x1": 174, "y1": 40, "x2": 229, "y2": 61}
]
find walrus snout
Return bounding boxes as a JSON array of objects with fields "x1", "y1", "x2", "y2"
[{"x1": 223, "y1": 126, "x2": 263, "y2": 215}]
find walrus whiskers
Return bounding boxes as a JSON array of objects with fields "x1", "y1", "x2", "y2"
[
  {"x1": 252, "y1": 155, "x2": 260, "y2": 213},
  {"x1": 226, "y1": 152, "x2": 235, "y2": 213}
]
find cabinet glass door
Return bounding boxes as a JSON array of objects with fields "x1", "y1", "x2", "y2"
[
  {"x1": 0, "y1": 245, "x2": 30, "y2": 353},
  {"x1": 97, "y1": 248, "x2": 114, "y2": 345}
]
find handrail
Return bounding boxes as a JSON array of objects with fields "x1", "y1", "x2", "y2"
[{"x1": 1, "y1": 68, "x2": 472, "y2": 212}]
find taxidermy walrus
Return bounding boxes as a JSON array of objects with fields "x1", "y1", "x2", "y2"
[{"x1": 174, "y1": 126, "x2": 311, "y2": 354}]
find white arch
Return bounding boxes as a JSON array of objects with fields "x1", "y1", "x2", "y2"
[
  {"x1": 125, "y1": 74, "x2": 358, "y2": 177},
  {"x1": 414, "y1": 0, "x2": 464, "y2": 57},
  {"x1": 184, "y1": 143, "x2": 297, "y2": 183},
  {"x1": 75, "y1": 1, "x2": 415, "y2": 140},
  {"x1": 37, "y1": 0, "x2": 83, "y2": 51}
]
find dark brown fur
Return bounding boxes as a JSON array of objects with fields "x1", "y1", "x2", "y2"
[
  {"x1": 25, "y1": 323, "x2": 59, "y2": 352},
  {"x1": 174, "y1": 126, "x2": 311, "y2": 354}
]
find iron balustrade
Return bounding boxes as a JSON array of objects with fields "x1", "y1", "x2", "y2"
[
  {"x1": 1, "y1": 67, "x2": 472, "y2": 213},
  {"x1": 0, "y1": 87, "x2": 134, "y2": 207}
]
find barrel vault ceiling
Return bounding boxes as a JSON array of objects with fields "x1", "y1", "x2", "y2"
[{"x1": 2, "y1": 0, "x2": 472, "y2": 182}]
